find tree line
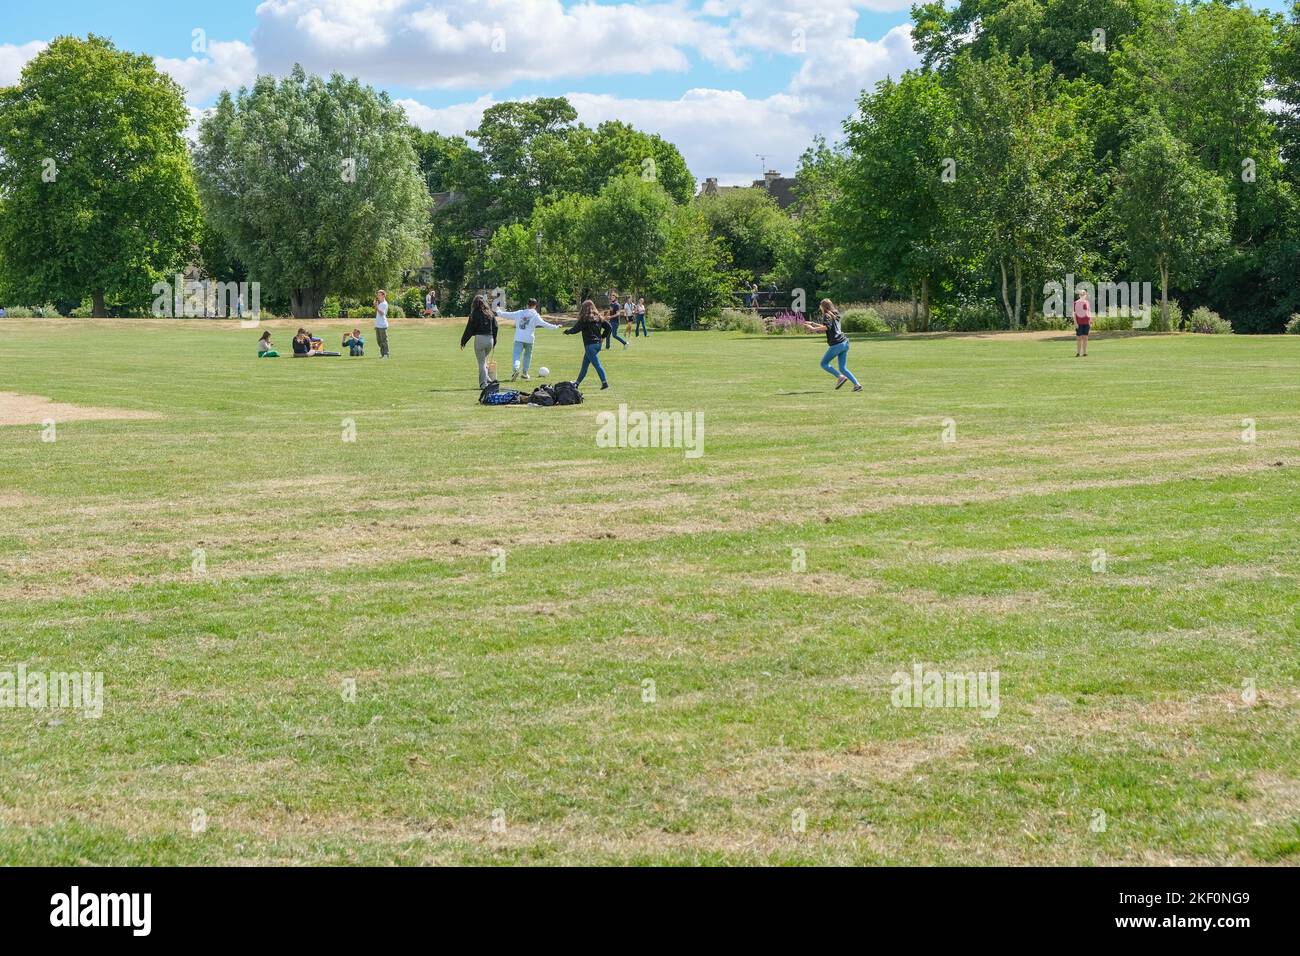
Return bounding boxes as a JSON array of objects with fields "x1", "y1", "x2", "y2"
[{"x1": 2, "y1": 3, "x2": 1298, "y2": 330}]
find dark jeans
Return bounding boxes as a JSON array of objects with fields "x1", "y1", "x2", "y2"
[
  {"x1": 634, "y1": 316, "x2": 649, "y2": 336},
  {"x1": 607, "y1": 319, "x2": 627, "y2": 348},
  {"x1": 577, "y1": 342, "x2": 607, "y2": 385}
]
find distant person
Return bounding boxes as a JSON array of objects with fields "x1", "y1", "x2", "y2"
[
  {"x1": 634, "y1": 297, "x2": 648, "y2": 337},
  {"x1": 807, "y1": 298, "x2": 862, "y2": 392},
  {"x1": 606, "y1": 294, "x2": 628, "y2": 350},
  {"x1": 460, "y1": 294, "x2": 499, "y2": 388},
  {"x1": 424, "y1": 288, "x2": 437, "y2": 317},
  {"x1": 374, "y1": 290, "x2": 390, "y2": 358},
  {"x1": 496, "y1": 297, "x2": 560, "y2": 381},
  {"x1": 1073, "y1": 287, "x2": 1091, "y2": 357},
  {"x1": 292, "y1": 328, "x2": 314, "y2": 357},
  {"x1": 0, "y1": 306, "x2": 8, "y2": 318},
  {"x1": 342, "y1": 328, "x2": 365, "y2": 356},
  {"x1": 565, "y1": 299, "x2": 612, "y2": 389},
  {"x1": 257, "y1": 330, "x2": 279, "y2": 357}
]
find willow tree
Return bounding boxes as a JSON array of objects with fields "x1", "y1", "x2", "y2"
[{"x1": 194, "y1": 66, "x2": 430, "y2": 317}]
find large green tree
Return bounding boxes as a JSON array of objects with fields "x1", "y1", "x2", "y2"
[
  {"x1": 695, "y1": 186, "x2": 792, "y2": 285},
  {"x1": 194, "y1": 66, "x2": 431, "y2": 317},
  {"x1": 0, "y1": 35, "x2": 200, "y2": 316},
  {"x1": 1107, "y1": 116, "x2": 1233, "y2": 328},
  {"x1": 837, "y1": 71, "x2": 957, "y2": 329}
]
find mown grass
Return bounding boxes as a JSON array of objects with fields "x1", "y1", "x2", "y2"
[{"x1": 1, "y1": 318, "x2": 1298, "y2": 865}]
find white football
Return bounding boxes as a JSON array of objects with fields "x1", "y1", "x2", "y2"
[{"x1": 537, "y1": 367, "x2": 550, "y2": 377}]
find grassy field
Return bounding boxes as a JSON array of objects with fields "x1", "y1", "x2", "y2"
[{"x1": 1, "y1": 317, "x2": 1298, "y2": 865}]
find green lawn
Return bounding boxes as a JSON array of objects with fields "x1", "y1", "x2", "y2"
[{"x1": 1, "y1": 317, "x2": 1298, "y2": 865}]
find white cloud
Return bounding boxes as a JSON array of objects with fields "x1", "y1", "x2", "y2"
[
  {"x1": 0, "y1": 41, "x2": 48, "y2": 87},
  {"x1": 252, "y1": 0, "x2": 744, "y2": 89},
  {"x1": 395, "y1": 12, "x2": 919, "y2": 185},
  {"x1": 156, "y1": 40, "x2": 259, "y2": 103}
]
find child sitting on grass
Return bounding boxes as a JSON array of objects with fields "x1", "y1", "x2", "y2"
[
  {"x1": 257, "y1": 331, "x2": 279, "y2": 357},
  {"x1": 342, "y1": 329, "x2": 365, "y2": 356}
]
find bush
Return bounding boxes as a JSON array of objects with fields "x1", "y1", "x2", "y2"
[
  {"x1": 768, "y1": 310, "x2": 808, "y2": 334},
  {"x1": 873, "y1": 300, "x2": 915, "y2": 332},
  {"x1": 1188, "y1": 306, "x2": 1232, "y2": 334},
  {"x1": 645, "y1": 302, "x2": 672, "y2": 330},
  {"x1": 398, "y1": 287, "x2": 425, "y2": 317},
  {"x1": 840, "y1": 307, "x2": 888, "y2": 334},
  {"x1": 1027, "y1": 312, "x2": 1070, "y2": 331},
  {"x1": 709, "y1": 308, "x2": 765, "y2": 334},
  {"x1": 945, "y1": 299, "x2": 1004, "y2": 332},
  {"x1": 0, "y1": 304, "x2": 57, "y2": 317},
  {"x1": 321, "y1": 295, "x2": 341, "y2": 318},
  {"x1": 1286, "y1": 313, "x2": 1300, "y2": 334}
]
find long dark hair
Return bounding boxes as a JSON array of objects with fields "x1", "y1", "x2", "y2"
[
  {"x1": 470, "y1": 295, "x2": 493, "y2": 325},
  {"x1": 579, "y1": 299, "x2": 601, "y2": 323}
]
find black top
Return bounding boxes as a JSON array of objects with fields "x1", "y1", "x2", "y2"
[
  {"x1": 565, "y1": 317, "x2": 612, "y2": 347},
  {"x1": 822, "y1": 315, "x2": 846, "y2": 346},
  {"x1": 292, "y1": 336, "x2": 312, "y2": 355},
  {"x1": 461, "y1": 310, "x2": 499, "y2": 347}
]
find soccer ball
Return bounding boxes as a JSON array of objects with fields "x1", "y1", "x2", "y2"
[{"x1": 537, "y1": 367, "x2": 549, "y2": 377}]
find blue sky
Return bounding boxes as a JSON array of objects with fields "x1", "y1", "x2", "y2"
[{"x1": 1, "y1": 1, "x2": 1290, "y2": 184}]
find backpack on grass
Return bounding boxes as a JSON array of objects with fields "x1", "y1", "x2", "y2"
[
  {"x1": 553, "y1": 381, "x2": 583, "y2": 405},
  {"x1": 527, "y1": 384, "x2": 558, "y2": 406}
]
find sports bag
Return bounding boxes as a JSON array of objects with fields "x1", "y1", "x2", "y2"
[{"x1": 553, "y1": 381, "x2": 583, "y2": 405}]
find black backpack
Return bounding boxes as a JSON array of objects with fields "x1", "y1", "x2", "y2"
[
  {"x1": 478, "y1": 381, "x2": 500, "y2": 404},
  {"x1": 528, "y1": 384, "x2": 558, "y2": 406},
  {"x1": 553, "y1": 381, "x2": 583, "y2": 405}
]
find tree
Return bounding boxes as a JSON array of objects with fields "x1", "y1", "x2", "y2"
[
  {"x1": 562, "y1": 121, "x2": 695, "y2": 204},
  {"x1": 194, "y1": 66, "x2": 431, "y2": 317},
  {"x1": 650, "y1": 206, "x2": 737, "y2": 329},
  {"x1": 0, "y1": 35, "x2": 200, "y2": 316},
  {"x1": 1108, "y1": 116, "x2": 1233, "y2": 328},
  {"x1": 583, "y1": 174, "x2": 674, "y2": 299},
  {"x1": 469, "y1": 98, "x2": 579, "y2": 227},
  {"x1": 949, "y1": 51, "x2": 1095, "y2": 328},
  {"x1": 695, "y1": 186, "x2": 792, "y2": 285},
  {"x1": 837, "y1": 71, "x2": 957, "y2": 329}
]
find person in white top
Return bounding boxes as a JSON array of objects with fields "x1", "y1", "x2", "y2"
[
  {"x1": 496, "y1": 297, "x2": 561, "y2": 381},
  {"x1": 373, "y1": 290, "x2": 390, "y2": 358}
]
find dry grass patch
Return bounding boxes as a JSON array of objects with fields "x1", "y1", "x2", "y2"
[{"x1": 0, "y1": 391, "x2": 161, "y2": 427}]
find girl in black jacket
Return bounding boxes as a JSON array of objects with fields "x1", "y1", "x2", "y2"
[
  {"x1": 460, "y1": 295, "x2": 500, "y2": 387},
  {"x1": 564, "y1": 299, "x2": 612, "y2": 389}
]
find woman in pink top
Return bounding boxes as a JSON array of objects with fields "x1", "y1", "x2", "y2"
[{"x1": 1073, "y1": 287, "x2": 1092, "y2": 357}]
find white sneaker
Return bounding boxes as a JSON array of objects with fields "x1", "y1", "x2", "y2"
[{"x1": 522, "y1": 373, "x2": 531, "y2": 381}]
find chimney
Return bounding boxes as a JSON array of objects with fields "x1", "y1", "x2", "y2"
[{"x1": 764, "y1": 170, "x2": 780, "y2": 186}]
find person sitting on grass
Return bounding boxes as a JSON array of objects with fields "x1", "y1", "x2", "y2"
[
  {"x1": 257, "y1": 330, "x2": 279, "y2": 357},
  {"x1": 342, "y1": 328, "x2": 365, "y2": 356},
  {"x1": 292, "y1": 328, "x2": 314, "y2": 356}
]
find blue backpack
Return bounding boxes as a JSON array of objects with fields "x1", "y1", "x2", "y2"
[{"x1": 480, "y1": 382, "x2": 521, "y2": 405}]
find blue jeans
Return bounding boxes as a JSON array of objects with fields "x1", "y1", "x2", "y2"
[
  {"x1": 577, "y1": 342, "x2": 607, "y2": 385},
  {"x1": 607, "y1": 319, "x2": 627, "y2": 348},
  {"x1": 634, "y1": 315, "x2": 648, "y2": 336},
  {"x1": 512, "y1": 340, "x2": 534, "y2": 373},
  {"x1": 820, "y1": 341, "x2": 859, "y2": 386}
]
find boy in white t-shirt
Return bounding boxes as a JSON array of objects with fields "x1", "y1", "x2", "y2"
[
  {"x1": 496, "y1": 298, "x2": 560, "y2": 380},
  {"x1": 374, "y1": 290, "x2": 390, "y2": 358}
]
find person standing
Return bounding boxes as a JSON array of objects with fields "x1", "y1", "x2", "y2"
[
  {"x1": 564, "y1": 299, "x2": 612, "y2": 389},
  {"x1": 606, "y1": 293, "x2": 629, "y2": 350},
  {"x1": 496, "y1": 298, "x2": 561, "y2": 381},
  {"x1": 807, "y1": 298, "x2": 862, "y2": 392},
  {"x1": 460, "y1": 294, "x2": 499, "y2": 388},
  {"x1": 634, "y1": 297, "x2": 648, "y2": 337},
  {"x1": 374, "y1": 289, "x2": 391, "y2": 358},
  {"x1": 1073, "y1": 287, "x2": 1092, "y2": 357}
]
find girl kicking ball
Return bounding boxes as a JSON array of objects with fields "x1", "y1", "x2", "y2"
[
  {"x1": 807, "y1": 299, "x2": 861, "y2": 392},
  {"x1": 1073, "y1": 287, "x2": 1092, "y2": 357}
]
